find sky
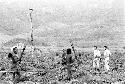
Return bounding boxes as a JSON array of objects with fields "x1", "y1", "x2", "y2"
[{"x1": 0, "y1": 0, "x2": 121, "y2": 9}]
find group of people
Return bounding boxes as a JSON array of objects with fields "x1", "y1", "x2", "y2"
[
  {"x1": 61, "y1": 46, "x2": 112, "y2": 81},
  {"x1": 0, "y1": 44, "x2": 112, "y2": 83},
  {"x1": 93, "y1": 46, "x2": 111, "y2": 72}
]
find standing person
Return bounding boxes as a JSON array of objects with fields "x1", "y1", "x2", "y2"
[
  {"x1": 93, "y1": 46, "x2": 101, "y2": 70},
  {"x1": 104, "y1": 46, "x2": 111, "y2": 72},
  {"x1": 8, "y1": 46, "x2": 26, "y2": 84},
  {"x1": 8, "y1": 47, "x2": 20, "y2": 84},
  {"x1": 66, "y1": 48, "x2": 73, "y2": 81}
]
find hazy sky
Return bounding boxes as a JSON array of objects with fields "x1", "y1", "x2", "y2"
[
  {"x1": 0, "y1": 0, "x2": 123, "y2": 9},
  {"x1": 0, "y1": 0, "x2": 124, "y2": 33}
]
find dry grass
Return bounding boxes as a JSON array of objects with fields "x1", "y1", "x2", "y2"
[{"x1": 0, "y1": 49, "x2": 125, "y2": 84}]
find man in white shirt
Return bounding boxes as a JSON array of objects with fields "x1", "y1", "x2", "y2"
[
  {"x1": 93, "y1": 46, "x2": 101, "y2": 70},
  {"x1": 104, "y1": 46, "x2": 111, "y2": 72}
]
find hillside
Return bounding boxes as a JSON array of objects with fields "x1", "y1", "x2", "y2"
[{"x1": 0, "y1": 0, "x2": 124, "y2": 48}]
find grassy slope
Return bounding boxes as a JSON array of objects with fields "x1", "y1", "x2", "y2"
[{"x1": 0, "y1": 1, "x2": 124, "y2": 49}]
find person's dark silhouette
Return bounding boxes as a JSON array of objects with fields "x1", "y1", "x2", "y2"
[
  {"x1": 8, "y1": 46, "x2": 26, "y2": 84},
  {"x1": 66, "y1": 48, "x2": 73, "y2": 81}
]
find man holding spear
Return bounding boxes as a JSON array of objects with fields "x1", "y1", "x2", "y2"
[{"x1": 8, "y1": 45, "x2": 26, "y2": 84}]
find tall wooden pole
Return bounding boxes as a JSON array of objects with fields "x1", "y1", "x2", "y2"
[
  {"x1": 29, "y1": 9, "x2": 34, "y2": 57},
  {"x1": 29, "y1": 9, "x2": 34, "y2": 46}
]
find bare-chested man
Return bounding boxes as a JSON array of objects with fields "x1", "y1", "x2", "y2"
[
  {"x1": 8, "y1": 46, "x2": 26, "y2": 84},
  {"x1": 66, "y1": 48, "x2": 73, "y2": 81}
]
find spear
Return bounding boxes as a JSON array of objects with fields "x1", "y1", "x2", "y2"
[
  {"x1": 69, "y1": 40, "x2": 77, "y2": 61},
  {"x1": 18, "y1": 45, "x2": 26, "y2": 64}
]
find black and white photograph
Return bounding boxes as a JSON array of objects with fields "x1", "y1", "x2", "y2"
[{"x1": 0, "y1": 0, "x2": 124, "y2": 84}]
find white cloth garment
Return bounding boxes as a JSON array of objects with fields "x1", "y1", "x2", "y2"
[
  {"x1": 104, "y1": 49, "x2": 111, "y2": 71},
  {"x1": 94, "y1": 50, "x2": 101, "y2": 58},
  {"x1": 104, "y1": 49, "x2": 111, "y2": 58},
  {"x1": 93, "y1": 50, "x2": 101, "y2": 68}
]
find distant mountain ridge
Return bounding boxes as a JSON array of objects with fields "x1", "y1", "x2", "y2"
[{"x1": 0, "y1": 1, "x2": 124, "y2": 48}]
